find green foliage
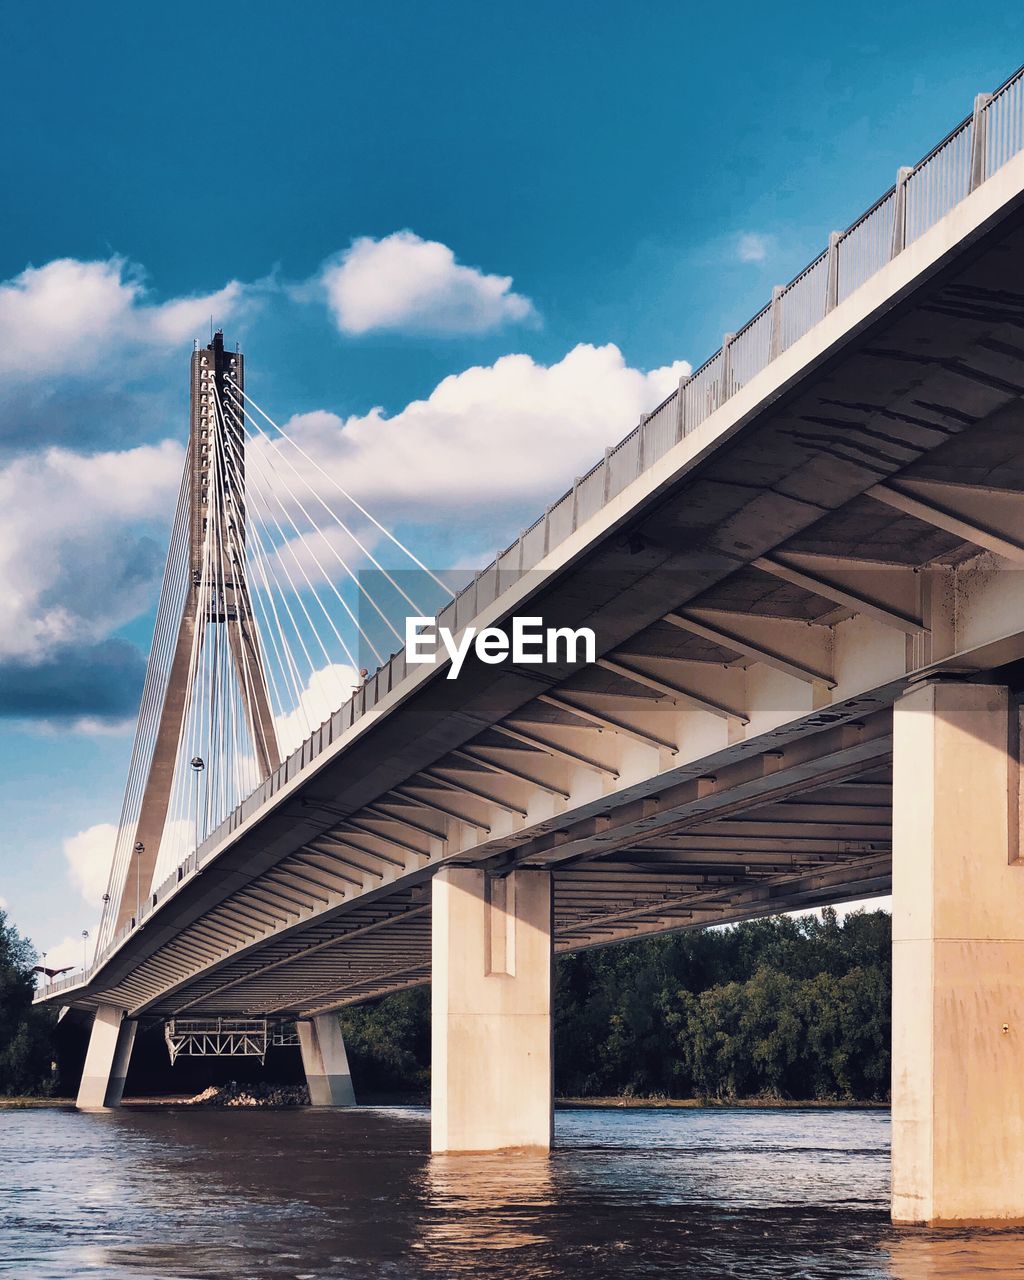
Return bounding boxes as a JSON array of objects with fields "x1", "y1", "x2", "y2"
[
  {"x1": 339, "y1": 987, "x2": 431, "y2": 1093},
  {"x1": 556, "y1": 908, "x2": 891, "y2": 1101},
  {"x1": 0, "y1": 909, "x2": 57, "y2": 1096},
  {"x1": 344, "y1": 908, "x2": 891, "y2": 1102}
]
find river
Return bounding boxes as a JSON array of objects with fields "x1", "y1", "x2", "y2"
[{"x1": 1, "y1": 1105, "x2": 1022, "y2": 1278}]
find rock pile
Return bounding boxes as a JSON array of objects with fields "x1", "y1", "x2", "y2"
[{"x1": 185, "y1": 1081, "x2": 310, "y2": 1107}]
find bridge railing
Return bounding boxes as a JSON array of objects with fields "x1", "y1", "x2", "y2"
[
  {"x1": 987, "y1": 72, "x2": 1024, "y2": 173},
  {"x1": 837, "y1": 188, "x2": 898, "y2": 303},
  {"x1": 727, "y1": 302, "x2": 774, "y2": 396},
  {"x1": 905, "y1": 114, "x2": 974, "y2": 245},
  {"x1": 48, "y1": 65, "x2": 1024, "y2": 1003}
]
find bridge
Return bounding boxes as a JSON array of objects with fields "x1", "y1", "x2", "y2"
[{"x1": 40, "y1": 67, "x2": 1024, "y2": 1225}]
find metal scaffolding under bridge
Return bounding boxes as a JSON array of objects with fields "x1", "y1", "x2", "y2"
[
  {"x1": 40, "y1": 65, "x2": 1024, "y2": 1225},
  {"x1": 162, "y1": 1018, "x2": 300, "y2": 1064}
]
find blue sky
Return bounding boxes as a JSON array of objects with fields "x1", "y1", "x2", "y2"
[{"x1": 0, "y1": 1, "x2": 1020, "y2": 965}]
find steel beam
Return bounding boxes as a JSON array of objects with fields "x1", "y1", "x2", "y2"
[
  {"x1": 665, "y1": 609, "x2": 834, "y2": 686},
  {"x1": 389, "y1": 788, "x2": 492, "y2": 831},
  {"x1": 868, "y1": 479, "x2": 1024, "y2": 562},
  {"x1": 490, "y1": 722, "x2": 619, "y2": 779},
  {"x1": 597, "y1": 656, "x2": 749, "y2": 722},
  {"x1": 420, "y1": 769, "x2": 530, "y2": 817},
  {"x1": 753, "y1": 553, "x2": 924, "y2": 633},
  {"x1": 537, "y1": 692, "x2": 678, "y2": 752},
  {"x1": 447, "y1": 747, "x2": 571, "y2": 799}
]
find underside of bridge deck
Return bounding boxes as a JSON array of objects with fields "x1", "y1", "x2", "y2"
[{"x1": 131, "y1": 746, "x2": 894, "y2": 1019}]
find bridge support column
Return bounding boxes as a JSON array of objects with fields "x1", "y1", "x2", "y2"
[
  {"x1": 431, "y1": 866, "x2": 553, "y2": 1154},
  {"x1": 76, "y1": 1004, "x2": 136, "y2": 1110},
  {"x1": 298, "y1": 1015, "x2": 356, "y2": 1106},
  {"x1": 892, "y1": 679, "x2": 1024, "y2": 1224}
]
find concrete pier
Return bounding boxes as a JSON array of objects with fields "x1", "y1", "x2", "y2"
[
  {"x1": 76, "y1": 1004, "x2": 137, "y2": 1110},
  {"x1": 892, "y1": 679, "x2": 1024, "y2": 1224},
  {"x1": 297, "y1": 1015, "x2": 356, "y2": 1106},
  {"x1": 431, "y1": 867, "x2": 553, "y2": 1153}
]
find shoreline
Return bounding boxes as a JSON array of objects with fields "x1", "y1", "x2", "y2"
[
  {"x1": 0, "y1": 1097, "x2": 77, "y2": 1109},
  {"x1": 556, "y1": 1096, "x2": 889, "y2": 1111},
  {"x1": 1, "y1": 1094, "x2": 890, "y2": 1111}
]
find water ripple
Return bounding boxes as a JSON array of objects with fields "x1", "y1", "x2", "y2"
[{"x1": 0, "y1": 1105, "x2": 1021, "y2": 1278}]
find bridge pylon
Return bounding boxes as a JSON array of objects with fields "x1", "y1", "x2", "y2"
[{"x1": 110, "y1": 332, "x2": 281, "y2": 939}]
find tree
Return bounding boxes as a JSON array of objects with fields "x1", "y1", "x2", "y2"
[
  {"x1": 0, "y1": 909, "x2": 57, "y2": 1096},
  {"x1": 339, "y1": 987, "x2": 430, "y2": 1093}
]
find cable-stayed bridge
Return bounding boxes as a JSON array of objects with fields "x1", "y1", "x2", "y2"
[
  {"x1": 39, "y1": 67, "x2": 1024, "y2": 1225},
  {"x1": 98, "y1": 329, "x2": 454, "y2": 947}
]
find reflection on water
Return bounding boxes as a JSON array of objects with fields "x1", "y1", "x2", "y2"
[
  {"x1": 420, "y1": 1153, "x2": 556, "y2": 1259},
  {"x1": 1, "y1": 1104, "x2": 1023, "y2": 1279}
]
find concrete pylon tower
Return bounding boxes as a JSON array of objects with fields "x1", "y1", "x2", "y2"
[{"x1": 112, "y1": 333, "x2": 281, "y2": 935}]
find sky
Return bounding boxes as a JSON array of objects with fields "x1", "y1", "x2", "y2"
[{"x1": 0, "y1": 1, "x2": 1020, "y2": 967}]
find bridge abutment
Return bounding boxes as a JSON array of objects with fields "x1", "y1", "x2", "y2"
[
  {"x1": 892, "y1": 679, "x2": 1024, "y2": 1225},
  {"x1": 431, "y1": 866, "x2": 553, "y2": 1153},
  {"x1": 298, "y1": 1015, "x2": 356, "y2": 1106},
  {"x1": 76, "y1": 1004, "x2": 136, "y2": 1110}
]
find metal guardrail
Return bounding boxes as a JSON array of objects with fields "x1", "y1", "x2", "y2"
[{"x1": 48, "y1": 67, "x2": 1024, "y2": 1003}]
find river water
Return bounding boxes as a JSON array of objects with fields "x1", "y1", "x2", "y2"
[{"x1": 1, "y1": 1104, "x2": 1022, "y2": 1279}]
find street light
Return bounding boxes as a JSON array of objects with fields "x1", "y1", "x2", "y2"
[
  {"x1": 81, "y1": 930, "x2": 89, "y2": 974},
  {"x1": 191, "y1": 757, "x2": 205, "y2": 862},
  {"x1": 133, "y1": 842, "x2": 144, "y2": 923}
]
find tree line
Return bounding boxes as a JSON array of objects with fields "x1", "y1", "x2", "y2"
[
  {"x1": 340, "y1": 907, "x2": 891, "y2": 1102},
  {"x1": 0, "y1": 905, "x2": 890, "y2": 1101}
]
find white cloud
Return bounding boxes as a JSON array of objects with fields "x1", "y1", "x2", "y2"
[
  {"x1": 62, "y1": 822, "x2": 117, "y2": 907},
  {"x1": 786, "y1": 896, "x2": 891, "y2": 922},
  {"x1": 267, "y1": 343, "x2": 690, "y2": 518},
  {"x1": 736, "y1": 232, "x2": 771, "y2": 264},
  {"x1": 0, "y1": 894, "x2": 7, "y2": 911},
  {"x1": 0, "y1": 253, "x2": 239, "y2": 722},
  {"x1": 64, "y1": 717, "x2": 137, "y2": 738},
  {"x1": 836, "y1": 895, "x2": 891, "y2": 917},
  {"x1": 275, "y1": 663, "x2": 361, "y2": 756},
  {"x1": 40, "y1": 932, "x2": 95, "y2": 974},
  {"x1": 0, "y1": 257, "x2": 247, "y2": 381},
  {"x1": 257, "y1": 517, "x2": 383, "y2": 591},
  {"x1": 318, "y1": 232, "x2": 537, "y2": 336},
  {"x1": 0, "y1": 439, "x2": 183, "y2": 661},
  {"x1": 151, "y1": 817, "x2": 209, "y2": 891}
]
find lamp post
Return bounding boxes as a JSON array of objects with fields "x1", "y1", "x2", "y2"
[
  {"x1": 191, "y1": 756, "x2": 205, "y2": 864},
  {"x1": 81, "y1": 929, "x2": 89, "y2": 974},
  {"x1": 133, "y1": 842, "x2": 144, "y2": 923}
]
